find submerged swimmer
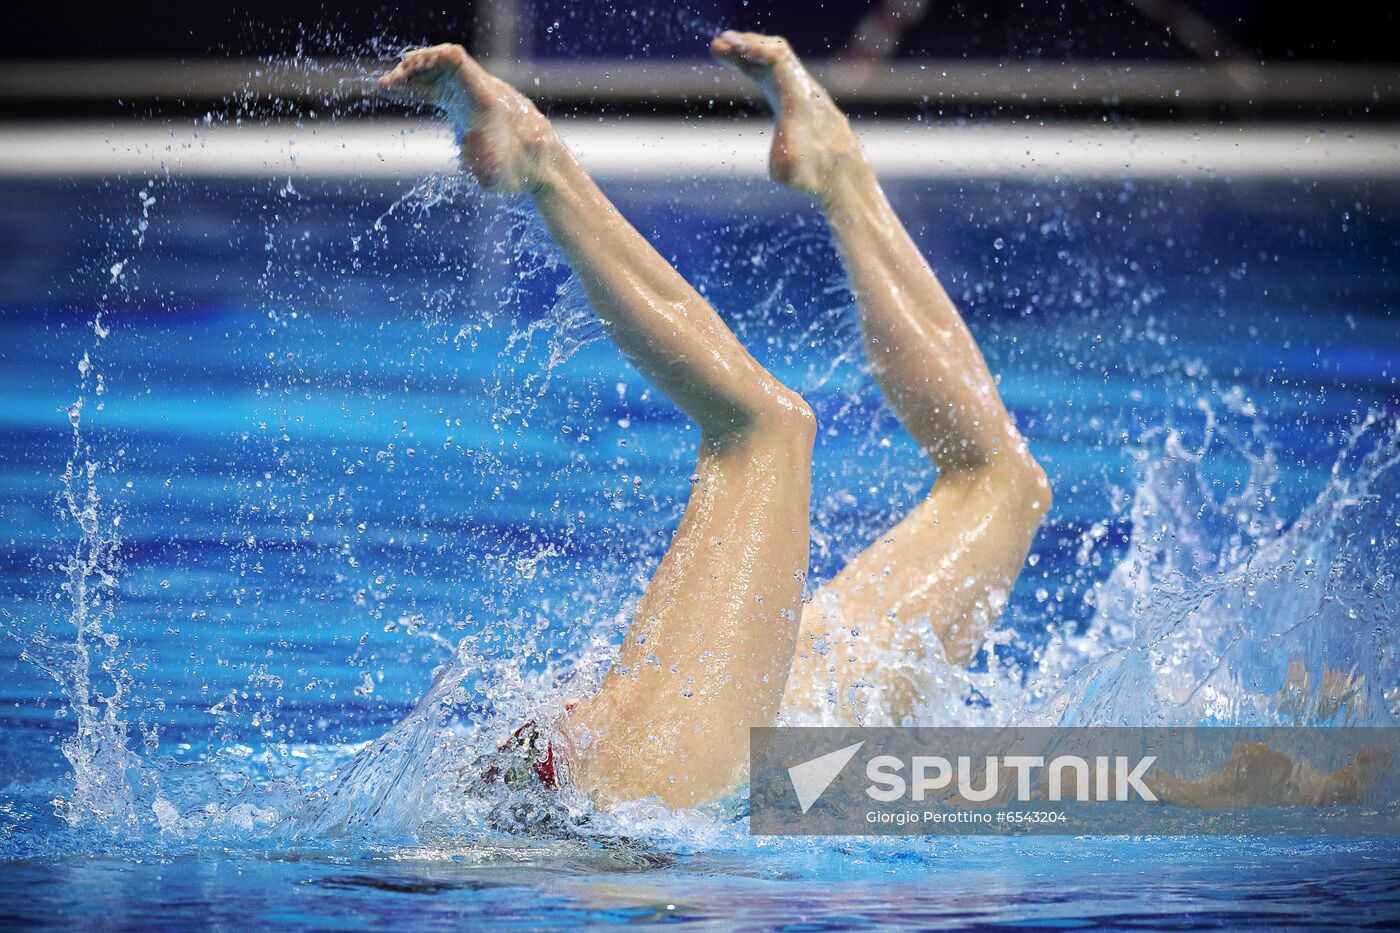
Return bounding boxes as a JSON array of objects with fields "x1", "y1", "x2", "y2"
[{"x1": 377, "y1": 33, "x2": 1052, "y2": 810}]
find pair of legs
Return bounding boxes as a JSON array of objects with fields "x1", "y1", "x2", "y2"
[{"x1": 379, "y1": 32, "x2": 1049, "y2": 809}]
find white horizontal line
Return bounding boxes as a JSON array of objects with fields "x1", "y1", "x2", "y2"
[
  {"x1": 0, "y1": 120, "x2": 1396, "y2": 180},
  {"x1": 1, "y1": 58, "x2": 1394, "y2": 106}
]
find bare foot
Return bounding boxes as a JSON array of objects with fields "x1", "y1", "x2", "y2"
[
  {"x1": 710, "y1": 31, "x2": 862, "y2": 199},
  {"x1": 377, "y1": 44, "x2": 560, "y2": 193}
]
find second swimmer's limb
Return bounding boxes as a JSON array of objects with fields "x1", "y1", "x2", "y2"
[
  {"x1": 381, "y1": 45, "x2": 815, "y2": 807},
  {"x1": 1147, "y1": 741, "x2": 1389, "y2": 809},
  {"x1": 715, "y1": 33, "x2": 1051, "y2": 722}
]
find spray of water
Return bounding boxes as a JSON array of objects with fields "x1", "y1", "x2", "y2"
[
  {"x1": 17, "y1": 52, "x2": 1398, "y2": 859},
  {"x1": 31, "y1": 189, "x2": 162, "y2": 832}
]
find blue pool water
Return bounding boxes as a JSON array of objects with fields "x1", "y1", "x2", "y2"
[{"x1": 1, "y1": 167, "x2": 1398, "y2": 927}]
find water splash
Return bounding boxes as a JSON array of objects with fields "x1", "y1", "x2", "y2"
[
  {"x1": 33, "y1": 173, "x2": 1400, "y2": 853},
  {"x1": 1032, "y1": 408, "x2": 1399, "y2": 729},
  {"x1": 891, "y1": 405, "x2": 1400, "y2": 733},
  {"x1": 292, "y1": 635, "x2": 480, "y2": 841},
  {"x1": 16, "y1": 96, "x2": 1397, "y2": 860},
  {"x1": 48, "y1": 387, "x2": 143, "y2": 830},
  {"x1": 28, "y1": 187, "x2": 165, "y2": 832}
]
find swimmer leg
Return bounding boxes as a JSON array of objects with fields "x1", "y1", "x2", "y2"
[
  {"x1": 715, "y1": 33, "x2": 1051, "y2": 723},
  {"x1": 382, "y1": 46, "x2": 815, "y2": 807}
]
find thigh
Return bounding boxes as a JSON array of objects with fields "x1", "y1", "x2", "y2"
[
  {"x1": 566, "y1": 427, "x2": 813, "y2": 806},
  {"x1": 783, "y1": 467, "x2": 1047, "y2": 725}
]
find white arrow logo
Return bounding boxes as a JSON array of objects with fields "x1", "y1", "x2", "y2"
[{"x1": 788, "y1": 741, "x2": 865, "y2": 814}]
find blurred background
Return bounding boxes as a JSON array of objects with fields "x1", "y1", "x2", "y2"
[{"x1": 1, "y1": 0, "x2": 1396, "y2": 119}]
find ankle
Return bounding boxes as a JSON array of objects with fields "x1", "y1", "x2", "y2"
[
  {"x1": 522, "y1": 133, "x2": 575, "y2": 195},
  {"x1": 817, "y1": 156, "x2": 877, "y2": 213}
]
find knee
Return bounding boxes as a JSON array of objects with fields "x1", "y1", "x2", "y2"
[
  {"x1": 1007, "y1": 449, "x2": 1053, "y2": 519},
  {"x1": 954, "y1": 444, "x2": 1051, "y2": 520},
  {"x1": 751, "y1": 386, "x2": 817, "y2": 449}
]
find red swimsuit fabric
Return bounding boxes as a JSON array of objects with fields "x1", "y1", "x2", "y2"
[{"x1": 480, "y1": 704, "x2": 573, "y2": 791}]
